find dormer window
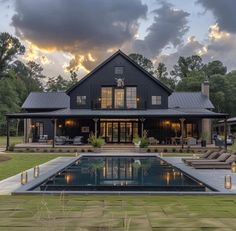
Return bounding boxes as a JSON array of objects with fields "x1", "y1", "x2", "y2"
[
  {"x1": 77, "y1": 96, "x2": 86, "y2": 105},
  {"x1": 114, "y1": 66, "x2": 124, "y2": 75}
]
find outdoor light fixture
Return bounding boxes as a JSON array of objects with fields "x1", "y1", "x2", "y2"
[
  {"x1": 98, "y1": 97, "x2": 101, "y2": 101},
  {"x1": 224, "y1": 175, "x2": 232, "y2": 190},
  {"x1": 33, "y1": 165, "x2": 40, "y2": 178},
  {"x1": 20, "y1": 171, "x2": 28, "y2": 185},
  {"x1": 58, "y1": 124, "x2": 62, "y2": 128},
  {"x1": 231, "y1": 162, "x2": 236, "y2": 173},
  {"x1": 136, "y1": 97, "x2": 140, "y2": 102},
  {"x1": 160, "y1": 152, "x2": 163, "y2": 157},
  {"x1": 75, "y1": 152, "x2": 78, "y2": 157}
]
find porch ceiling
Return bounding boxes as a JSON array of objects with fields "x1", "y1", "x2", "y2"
[{"x1": 6, "y1": 108, "x2": 228, "y2": 119}]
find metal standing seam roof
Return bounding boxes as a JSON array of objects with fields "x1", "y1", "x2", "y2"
[
  {"x1": 22, "y1": 92, "x2": 70, "y2": 109},
  {"x1": 7, "y1": 108, "x2": 227, "y2": 119},
  {"x1": 168, "y1": 92, "x2": 214, "y2": 109}
]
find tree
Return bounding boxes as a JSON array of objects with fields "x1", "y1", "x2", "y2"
[
  {"x1": 170, "y1": 55, "x2": 203, "y2": 79},
  {"x1": 203, "y1": 60, "x2": 227, "y2": 78},
  {"x1": 129, "y1": 53, "x2": 154, "y2": 74},
  {"x1": 154, "y1": 63, "x2": 176, "y2": 90},
  {"x1": 26, "y1": 61, "x2": 45, "y2": 90},
  {"x1": 0, "y1": 32, "x2": 25, "y2": 77},
  {"x1": 47, "y1": 75, "x2": 68, "y2": 92}
]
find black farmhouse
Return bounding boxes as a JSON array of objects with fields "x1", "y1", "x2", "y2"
[{"x1": 6, "y1": 50, "x2": 227, "y2": 149}]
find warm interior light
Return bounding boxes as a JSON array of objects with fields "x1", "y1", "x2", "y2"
[
  {"x1": 224, "y1": 175, "x2": 232, "y2": 190},
  {"x1": 65, "y1": 119, "x2": 76, "y2": 127}
]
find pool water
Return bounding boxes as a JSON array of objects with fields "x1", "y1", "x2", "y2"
[{"x1": 32, "y1": 156, "x2": 213, "y2": 192}]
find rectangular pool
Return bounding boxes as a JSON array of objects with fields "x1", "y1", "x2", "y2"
[{"x1": 31, "y1": 156, "x2": 214, "y2": 192}]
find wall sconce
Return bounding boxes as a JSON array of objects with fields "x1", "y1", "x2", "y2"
[
  {"x1": 33, "y1": 165, "x2": 40, "y2": 178},
  {"x1": 31, "y1": 124, "x2": 35, "y2": 128},
  {"x1": 20, "y1": 171, "x2": 28, "y2": 185},
  {"x1": 224, "y1": 175, "x2": 232, "y2": 190},
  {"x1": 231, "y1": 162, "x2": 236, "y2": 173},
  {"x1": 98, "y1": 97, "x2": 101, "y2": 102},
  {"x1": 136, "y1": 97, "x2": 140, "y2": 102},
  {"x1": 58, "y1": 124, "x2": 62, "y2": 128}
]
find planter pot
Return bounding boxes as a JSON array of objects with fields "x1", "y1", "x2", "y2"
[
  {"x1": 139, "y1": 148, "x2": 147, "y2": 153},
  {"x1": 201, "y1": 140, "x2": 206, "y2": 147}
]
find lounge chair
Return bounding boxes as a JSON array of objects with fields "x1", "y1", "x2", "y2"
[
  {"x1": 189, "y1": 153, "x2": 231, "y2": 166},
  {"x1": 184, "y1": 151, "x2": 221, "y2": 166},
  {"x1": 148, "y1": 137, "x2": 159, "y2": 145},
  {"x1": 193, "y1": 154, "x2": 236, "y2": 169},
  {"x1": 182, "y1": 150, "x2": 213, "y2": 164}
]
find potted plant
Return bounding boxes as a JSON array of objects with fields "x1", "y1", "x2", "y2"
[
  {"x1": 139, "y1": 136, "x2": 149, "y2": 152},
  {"x1": 133, "y1": 135, "x2": 141, "y2": 148},
  {"x1": 88, "y1": 133, "x2": 105, "y2": 152},
  {"x1": 200, "y1": 132, "x2": 208, "y2": 147}
]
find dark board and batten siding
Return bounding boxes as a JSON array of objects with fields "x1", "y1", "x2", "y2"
[{"x1": 68, "y1": 53, "x2": 170, "y2": 110}]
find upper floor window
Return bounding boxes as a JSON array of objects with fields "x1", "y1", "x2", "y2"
[
  {"x1": 115, "y1": 88, "x2": 124, "y2": 109},
  {"x1": 77, "y1": 95, "x2": 86, "y2": 105},
  {"x1": 101, "y1": 87, "x2": 112, "y2": 109},
  {"x1": 126, "y1": 87, "x2": 137, "y2": 109},
  {"x1": 114, "y1": 66, "x2": 124, "y2": 75},
  {"x1": 152, "y1": 96, "x2": 162, "y2": 105}
]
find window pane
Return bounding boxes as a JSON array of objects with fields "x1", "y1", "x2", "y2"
[
  {"x1": 115, "y1": 89, "x2": 124, "y2": 108},
  {"x1": 126, "y1": 87, "x2": 137, "y2": 109},
  {"x1": 152, "y1": 96, "x2": 161, "y2": 105},
  {"x1": 101, "y1": 87, "x2": 112, "y2": 109},
  {"x1": 115, "y1": 66, "x2": 124, "y2": 75},
  {"x1": 77, "y1": 96, "x2": 86, "y2": 105}
]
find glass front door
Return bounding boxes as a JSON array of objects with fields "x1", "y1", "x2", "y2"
[{"x1": 100, "y1": 121, "x2": 138, "y2": 143}]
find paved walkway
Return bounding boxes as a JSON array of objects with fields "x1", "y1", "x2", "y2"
[
  {"x1": 0, "y1": 157, "x2": 77, "y2": 195},
  {"x1": 159, "y1": 154, "x2": 236, "y2": 193}
]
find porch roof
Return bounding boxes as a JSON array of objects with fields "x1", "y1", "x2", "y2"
[{"x1": 6, "y1": 108, "x2": 227, "y2": 119}]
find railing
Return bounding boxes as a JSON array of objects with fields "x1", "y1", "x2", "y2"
[{"x1": 91, "y1": 99, "x2": 147, "y2": 110}]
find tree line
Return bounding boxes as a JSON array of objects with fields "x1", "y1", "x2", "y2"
[{"x1": 0, "y1": 32, "x2": 236, "y2": 135}]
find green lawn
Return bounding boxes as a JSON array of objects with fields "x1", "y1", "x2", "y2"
[
  {"x1": 0, "y1": 153, "x2": 73, "y2": 180},
  {"x1": 0, "y1": 195, "x2": 236, "y2": 230},
  {"x1": 0, "y1": 136, "x2": 23, "y2": 147}
]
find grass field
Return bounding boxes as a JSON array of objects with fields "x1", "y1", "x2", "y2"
[
  {"x1": 0, "y1": 153, "x2": 73, "y2": 180},
  {"x1": 0, "y1": 136, "x2": 23, "y2": 147},
  {"x1": 0, "y1": 195, "x2": 236, "y2": 230}
]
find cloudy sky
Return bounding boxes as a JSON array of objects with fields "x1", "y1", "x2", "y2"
[{"x1": 1, "y1": 0, "x2": 236, "y2": 79}]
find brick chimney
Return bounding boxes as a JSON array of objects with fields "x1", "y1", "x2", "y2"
[{"x1": 201, "y1": 80, "x2": 209, "y2": 97}]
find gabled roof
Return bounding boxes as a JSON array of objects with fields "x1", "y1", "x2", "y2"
[
  {"x1": 168, "y1": 92, "x2": 214, "y2": 109},
  {"x1": 22, "y1": 92, "x2": 70, "y2": 110},
  {"x1": 66, "y1": 50, "x2": 172, "y2": 95}
]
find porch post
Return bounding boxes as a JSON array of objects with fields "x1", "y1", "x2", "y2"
[
  {"x1": 6, "y1": 117, "x2": 10, "y2": 151},
  {"x1": 224, "y1": 117, "x2": 227, "y2": 151},
  {"x1": 140, "y1": 118, "x2": 145, "y2": 137},
  {"x1": 180, "y1": 118, "x2": 185, "y2": 149},
  {"x1": 93, "y1": 118, "x2": 99, "y2": 138},
  {"x1": 52, "y1": 118, "x2": 57, "y2": 148}
]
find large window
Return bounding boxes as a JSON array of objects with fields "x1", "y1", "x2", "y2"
[
  {"x1": 126, "y1": 87, "x2": 137, "y2": 109},
  {"x1": 77, "y1": 96, "x2": 86, "y2": 105},
  {"x1": 101, "y1": 87, "x2": 112, "y2": 109},
  {"x1": 152, "y1": 96, "x2": 162, "y2": 105},
  {"x1": 115, "y1": 89, "x2": 124, "y2": 109}
]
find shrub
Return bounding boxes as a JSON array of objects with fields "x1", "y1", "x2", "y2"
[
  {"x1": 172, "y1": 148, "x2": 176, "y2": 153},
  {"x1": 88, "y1": 134, "x2": 105, "y2": 148},
  {"x1": 154, "y1": 148, "x2": 158, "y2": 153},
  {"x1": 147, "y1": 148, "x2": 151, "y2": 153},
  {"x1": 81, "y1": 149, "x2": 85, "y2": 152},
  {"x1": 140, "y1": 136, "x2": 149, "y2": 148},
  {"x1": 87, "y1": 149, "x2": 93, "y2": 152},
  {"x1": 179, "y1": 149, "x2": 183, "y2": 153},
  {"x1": 163, "y1": 148, "x2": 168, "y2": 153}
]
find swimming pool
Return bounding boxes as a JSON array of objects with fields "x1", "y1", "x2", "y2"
[{"x1": 31, "y1": 155, "x2": 215, "y2": 192}]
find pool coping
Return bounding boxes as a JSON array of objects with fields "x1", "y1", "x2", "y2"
[{"x1": 12, "y1": 153, "x2": 236, "y2": 195}]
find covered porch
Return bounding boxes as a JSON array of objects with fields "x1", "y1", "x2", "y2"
[{"x1": 6, "y1": 108, "x2": 228, "y2": 151}]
